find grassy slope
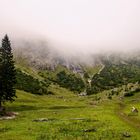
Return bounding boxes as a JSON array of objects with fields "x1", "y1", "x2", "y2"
[
  {"x1": 0, "y1": 87, "x2": 140, "y2": 140},
  {"x1": 115, "y1": 92, "x2": 140, "y2": 130},
  {"x1": 15, "y1": 64, "x2": 43, "y2": 80},
  {"x1": 84, "y1": 65, "x2": 102, "y2": 77}
]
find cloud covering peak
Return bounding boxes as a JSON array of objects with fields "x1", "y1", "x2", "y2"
[{"x1": 0, "y1": 0, "x2": 140, "y2": 53}]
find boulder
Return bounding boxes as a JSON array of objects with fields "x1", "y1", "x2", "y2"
[
  {"x1": 83, "y1": 128, "x2": 96, "y2": 132},
  {"x1": 123, "y1": 132, "x2": 131, "y2": 137},
  {"x1": 131, "y1": 107, "x2": 138, "y2": 113},
  {"x1": 33, "y1": 118, "x2": 49, "y2": 122},
  {"x1": 79, "y1": 92, "x2": 87, "y2": 96},
  {"x1": 33, "y1": 118, "x2": 56, "y2": 122}
]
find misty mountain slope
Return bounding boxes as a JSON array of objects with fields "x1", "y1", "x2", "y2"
[
  {"x1": 13, "y1": 43, "x2": 100, "y2": 93},
  {"x1": 14, "y1": 53, "x2": 103, "y2": 94},
  {"x1": 16, "y1": 63, "x2": 86, "y2": 94},
  {"x1": 13, "y1": 42, "x2": 140, "y2": 95},
  {"x1": 13, "y1": 39, "x2": 102, "y2": 71},
  {"x1": 89, "y1": 58, "x2": 140, "y2": 94}
]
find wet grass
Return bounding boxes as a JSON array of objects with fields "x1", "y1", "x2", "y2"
[{"x1": 0, "y1": 85, "x2": 140, "y2": 140}]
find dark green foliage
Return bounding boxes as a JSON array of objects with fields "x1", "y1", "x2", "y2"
[
  {"x1": 124, "y1": 92, "x2": 134, "y2": 97},
  {"x1": 0, "y1": 35, "x2": 16, "y2": 105},
  {"x1": 90, "y1": 62, "x2": 140, "y2": 94},
  {"x1": 83, "y1": 72, "x2": 90, "y2": 79},
  {"x1": 86, "y1": 85, "x2": 93, "y2": 95},
  {"x1": 123, "y1": 85, "x2": 140, "y2": 97},
  {"x1": 56, "y1": 71, "x2": 85, "y2": 92},
  {"x1": 107, "y1": 94, "x2": 112, "y2": 100},
  {"x1": 37, "y1": 66, "x2": 85, "y2": 93},
  {"x1": 16, "y1": 69, "x2": 49, "y2": 95}
]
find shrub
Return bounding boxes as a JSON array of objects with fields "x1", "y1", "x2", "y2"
[
  {"x1": 124, "y1": 92, "x2": 134, "y2": 97},
  {"x1": 56, "y1": 71, "x2": 85, "y2": 92},
  {"x1": 16, "y1": 69, "x2": 49, "y2": 95}
]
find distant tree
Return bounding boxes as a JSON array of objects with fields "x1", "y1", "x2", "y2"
[{"x1": 0, "y1": 35, "x2": 16, "y2": 109}]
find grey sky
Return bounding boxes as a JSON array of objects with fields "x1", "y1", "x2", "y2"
[{"x1": 0, "y1": 0, "x2": 140, "y2": 53}]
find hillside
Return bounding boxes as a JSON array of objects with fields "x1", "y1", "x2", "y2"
[
  {"x1": 14, "y1": 55, "x2": 102, "y2": 95},
  {"x1": 90, "y1": 62, "x2": 140, "y2": 94},
  {"x1": 14, "y1": 50, "x2": 140, "y2": 96}
]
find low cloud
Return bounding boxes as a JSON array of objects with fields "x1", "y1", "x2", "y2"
[{"x1": 0, "y1": 0, "x2": 140, "y2": 56}]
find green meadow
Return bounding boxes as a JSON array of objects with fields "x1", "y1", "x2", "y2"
[{"x1": 0, "y1": 84, "x2": 140, "y2": 140}]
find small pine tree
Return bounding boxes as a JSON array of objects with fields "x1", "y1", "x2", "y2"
[{"x1": 0, "y1": 35, "x2": 16, "y2": 108}]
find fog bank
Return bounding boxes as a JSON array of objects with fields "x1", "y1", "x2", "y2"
[{"x1": 0, "y1": 0, "x2": 140, "y2": 55}]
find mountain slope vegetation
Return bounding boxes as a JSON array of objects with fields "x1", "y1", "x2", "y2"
[{"x1": 90, "y1": 58, "x2": 140, "y2": 94}]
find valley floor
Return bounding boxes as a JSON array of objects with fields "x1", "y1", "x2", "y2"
[{"x1": 0, "y1": 85, "x2": 140, "y2": 140}]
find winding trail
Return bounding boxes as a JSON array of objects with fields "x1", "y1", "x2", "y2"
[
  {"x1": 97, "y1": 64, "x2": 105, "y2": 75},
  {"x1": 115, "y1": 102, "x2": 140, "y2": 130}
]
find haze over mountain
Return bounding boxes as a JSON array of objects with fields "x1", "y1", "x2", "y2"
[{"x1": 0, "y1": 0, "x2": 140, "y2": 56}]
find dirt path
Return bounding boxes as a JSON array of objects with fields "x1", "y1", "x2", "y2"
[
  {"x1": 115, "y1": 102, "x2": 140, "y2": 130},
  {"x1": 97, "y1": 64, "x2": 105, "y2": 74}
]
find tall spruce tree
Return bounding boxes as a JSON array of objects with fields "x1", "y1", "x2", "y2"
[{"x1": 0, "y1": 35, "x2": 16, "y2": 108}]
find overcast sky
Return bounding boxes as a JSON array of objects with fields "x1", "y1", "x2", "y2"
[{"x1": 0, "y1": 0, "x2": 140, "y2": 53}]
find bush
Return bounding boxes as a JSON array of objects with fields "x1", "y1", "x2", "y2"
[
  {"x1": 107, "y1": 95, "x2": 112, "y2": 100},
  {"x1": 90, "y1": 63, "x2": 140, "y2": 94},
  {"x1": 56, "y1": 71, "x2": 85, "y2": 92},
  {"x1": 16, "y1": 69, "x2": 49, "y2": 95},
  {"x1": 124, "y1": 92, "x2": 134, "y2": 97}
]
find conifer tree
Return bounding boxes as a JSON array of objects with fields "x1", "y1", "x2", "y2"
[{"x1": 0, "y1": 35, "x2": 16, "y2": 108}]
